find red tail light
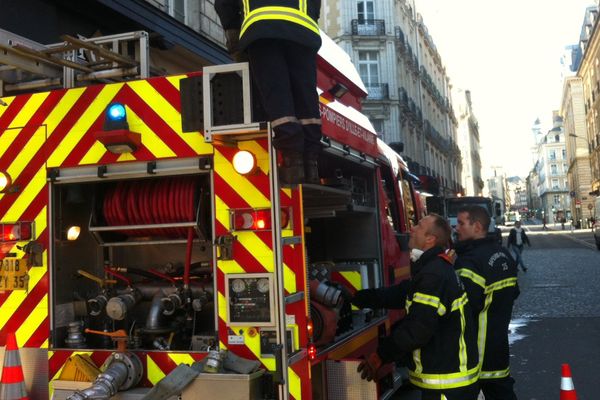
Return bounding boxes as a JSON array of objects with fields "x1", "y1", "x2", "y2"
[
  {"x1": 1, "y1": 222, "x2": 33, "y2": 242},
  {"x1": 231, "y1": 208, "x2": 291, "y2": 231},
  {"x1": 308, "y1": 343, "x2": 317, "y2": 360}
]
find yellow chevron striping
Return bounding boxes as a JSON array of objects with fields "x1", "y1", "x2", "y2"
[
  {"x1": 79, "y1": 141, "x2": 109, "y2": 165},
  {"x1": 282, "y1": 261, "x2": 296, "y2": 294},
  {"x1": 218, "y1": 292, "x2": 228, "y2": 322},
  {"x1": 243, "y1": 325, "x2": 275, "y2": 370},
  {"x1": 15, "y1": 294, "x2": 47, "y2": 347},
  {"x1": 127, "y1": 79, "x2": 211, "y2": 155},
  {"x1": 340, "y1": 271, "x2": 363, "y2": 311},
  {"x1": 237, "y1": 232, "x2": 274, "y2": 271},
  {"x1": 41, "y1": 339, "x2": 48, "y2": 349},
  {"x1": 235, "y1": 231, "x2": 296, "y2": 292},
  {"x1": 288, "y1": 367, "x2": 302, "y2": 400},
  {"x1": 34, "y1": 206, "x2": 48, "y2": 239},
  {"x1": 215, "y1": 149, "x2": 269, "y2": 208},
  {"x1": 127, "y1": 108, "x2": 177, "y2": 159},
  {"x1": 8, "y1": 92, "x2": 50, "y2": 130},
  {"x1": 6, "y1": 126, "x2": 45, "y2": 186},
  {"x1": 218, "y1": 260, "x2": 246, "y2": 274},
  {"x1": 339, "y1": 271, "x2": 362, "y2": 290},
  {"x1": 0, "y1": 263, "x2": 47, "y2": 329},
  {"x1": 215, "y1": 195, "x2": 231, "y2": 231},
  {"x1": 50, "y1": 351, "x2": 94, "y2": 381},
  {"x1": 0, "y1": 96, "x2": 16, "y2": 119},
  {"x1": 168, "y1": 353, "x2": 196, "y2": 366},
  {"x1": 45, "y1": 88, "x2": 86, "y2": 137},
  {"x1": 146, "y1": 356, "x2": 167, "y2": 385},
  {"x1": 116, "y1": 152, "x2": 137, "y2": 162},
  {"x1": 238, "y1": 140, "x2": 270, "y2": 174},
  {"x1": 0, "y1": 127, "x2": 18, "y2": 162},
  {"x1": 47, "y1": 83, "x2": 124, "y2": 168},
  {"x1": 2, "y1": 165, "x2": 46, "y2": 222},
  {"x1": 165, "y1": 75, "x2": 183, "y2": 90}
]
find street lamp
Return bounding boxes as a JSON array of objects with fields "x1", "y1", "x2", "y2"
[{"x1": 569, "y1": 134, "x2": 591, "y2": 154}]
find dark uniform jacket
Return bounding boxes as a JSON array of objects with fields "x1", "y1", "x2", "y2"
[
  {"x1": 507, "y1": 227, "x2": 530, "y2": 248},
  {"x1": 354, "y1": 246, "x2": 479, "y2": 391},
  {"x1": 454, "y1": 238, "x2": 519, "y2": 380},
  {"x1": 215, "y1": 0, "x2": 322, "y2": 50}
]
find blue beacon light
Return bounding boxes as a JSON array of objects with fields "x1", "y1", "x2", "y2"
[{"x1": 107, "y1": 103, "x2": 126, "y2": 121}]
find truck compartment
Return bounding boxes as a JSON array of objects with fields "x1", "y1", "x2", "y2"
[
  {"x1": 50, "y1": 174, "x2": 215, "y2": 352},
  {"x1": 303, "y1": 154, "x2": 384, "y2": 347}
]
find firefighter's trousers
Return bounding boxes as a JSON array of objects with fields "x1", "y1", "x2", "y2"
[
  {"x1": 421, "y1": 382, "x2": 480, "y2": 400},
  {"x1": 247, "y1": 39, "x2": 322, "y2": 156},
  {"x1": 481, "y1": 376, "x2": 517, "y2": 400}
]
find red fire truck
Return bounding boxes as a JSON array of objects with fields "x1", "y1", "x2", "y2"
[{"x1": 0, "y1": 32, "x2": 423, "y2": 399}]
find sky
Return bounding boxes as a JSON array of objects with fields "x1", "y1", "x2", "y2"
[{"x1": 413, "y1": 0, "x2": 595, "y2": 178}]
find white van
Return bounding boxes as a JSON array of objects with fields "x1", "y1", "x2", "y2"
[{"x1": 594, "y1": 196, "x2": 600, "y2": 250}]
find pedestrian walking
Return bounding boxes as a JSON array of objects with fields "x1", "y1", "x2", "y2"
[
  {"x1": 214, "y1": 0, "x2": 323, "y2": 185},
  {"x1": 542, "y1": 216, "x2": 548, "y2": 230},
  {"x1": 454, "y1": 205, "x2": 519, "y2": 400},
  {"x1": 352, "y1": 214, "x2": 480, "y2": 400},
  {"x1": 507, "y1": 220, "x2": 531, "y2": 272}
]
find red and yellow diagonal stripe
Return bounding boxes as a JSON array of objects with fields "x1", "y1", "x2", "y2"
[{"x1": 213, "y1": 139, "x2": 312, "y2": 399}]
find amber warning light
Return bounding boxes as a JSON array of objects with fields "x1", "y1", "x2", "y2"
[{"x1": 1, "y1": 222, "x2": 33, "y2": 242}]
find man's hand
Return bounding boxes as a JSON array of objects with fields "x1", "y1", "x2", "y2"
[
  {"x1": 224, "y1": 29, "x2": 240, "y2": 53},
  {"x1": 357, "y1": 353, "x2": 383, "y2": 381},
  {"x1": 224, "y1": 29, "x2": 246, "y2": 62},
  {"x1": 351, "y1": 289, "x2": 377, "y2": 309}
]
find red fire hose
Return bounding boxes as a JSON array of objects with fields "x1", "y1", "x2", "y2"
[
  {"x1": 102, "y1": 177, "x2": 198, "y2": 238},
  {"x1": 102, "y1": 177, "x2": 199, "y2": 285}
]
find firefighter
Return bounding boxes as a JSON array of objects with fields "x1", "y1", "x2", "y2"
[
  {"x1": 352, "y1": 214, "x2": 480, "y2": 400},
  {"x1": 454, "y1": 205, "x2": 519, "y2": 400},
  {"x1": 214, "y1": 0, "x2": 323, "y2": 185}
]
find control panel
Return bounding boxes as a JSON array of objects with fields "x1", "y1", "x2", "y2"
[{"x1": 225, "y1": 273, "x2": 275, "y2": 326}]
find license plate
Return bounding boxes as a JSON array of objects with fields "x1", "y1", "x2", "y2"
[{"x1": 0, "y1": 258, "x2": 29, "y2": 290}]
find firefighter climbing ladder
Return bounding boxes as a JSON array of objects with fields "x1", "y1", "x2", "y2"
[{"x1": 203, "y1": 62, "x2": 294, "y2": 400}]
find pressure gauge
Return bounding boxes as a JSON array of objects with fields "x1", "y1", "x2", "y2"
[
  {"x1": 231, "y1": 279, "x2": 246, "y2": 293},
  {"x1": 257, "y1": 278, "x2": 270, "y2": 293},
  {"x1": 226, "y1": 273, "x2": 275, "y2": 326}
]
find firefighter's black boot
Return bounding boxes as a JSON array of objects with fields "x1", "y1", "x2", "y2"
[
  {"x1": 279, "y1": 152, "x2": 304, "y2": 185},
  {"x1": 304, "y1": 153, "x2": 320, "y2": 184}
]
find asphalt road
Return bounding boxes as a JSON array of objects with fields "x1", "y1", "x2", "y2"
[{"x1": 394, "y1": 221, "x2": 600, "y2": 400}]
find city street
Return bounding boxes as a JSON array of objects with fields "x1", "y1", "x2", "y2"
[
  {"x1": 510, "y1": 221, "x2": 600, "y2": 399},
  {"x1": 394, "y1": 221, "x2": 600, "y2": 399}
]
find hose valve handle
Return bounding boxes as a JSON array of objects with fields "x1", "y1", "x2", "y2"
[{"x1": 85, "y1": 328, "x2": 129, "y2": 352}]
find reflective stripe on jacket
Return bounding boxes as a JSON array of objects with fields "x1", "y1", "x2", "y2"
[
  {"x1": 238, "y1": 0, "x2": 321, "y2": 49},
  {"x1": 377, "y1": 246, "x2": 480, "y2": 390},
  {"x1": 455, "y1": 237, "x2": 519, "y2": 380}
]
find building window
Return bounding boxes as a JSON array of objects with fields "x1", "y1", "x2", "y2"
[
  {"x1": 489, "y1": 180, "x2": 496, "y2": 188},
  {"x1": 551, "y1": 178, "x2": 559, "y2": 190},
  {"x1": 562, "y1": 148, "x2": 566, "y2": 159},
  {"x1": 550, "y1": 164, "x2": 557, "y2": 175},
  {"x1": 358, "y1": 51, "x2": 380, "y2": 86},
  {"x1": 549, "y1": 149, "x2": 556, "y2": 160},
  {"x1": 553, "y1": 194, "x2": 560, "y2": 205},
  {"x1": 168, "y1": 0, "x2": 186, "y2": 23},
  {"x1": 371, "y1": 119, "x2": 384, "y2": 139},
  {"x1": 357, "y1": 0, "x2": 375, "y2": 23}
]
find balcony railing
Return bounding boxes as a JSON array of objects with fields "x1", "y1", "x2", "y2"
[
  {"x1": 365, "y1": 83, "x2": 389, "y2": 100},
  {"x1": 394, "y1": 26, "x2": 406, "y2": 51},
  {"x1": 351, "y1": 19, "x2": 386, "y2": 36}
]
